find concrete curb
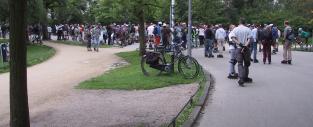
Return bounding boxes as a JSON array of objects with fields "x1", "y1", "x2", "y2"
[{"x1": 182, "y1": 70, "x2": 214, "y2": 127}]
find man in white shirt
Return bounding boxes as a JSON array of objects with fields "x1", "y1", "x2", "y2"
[
  {"x1": 231, "y1": 18, "x2": 253, "y2": 87},
  {"x1": 147, "y1": 23, "x2": 155, "y2": 43},
  {"x1": 215, "y1": 25, "x2": 226, "y2": 58},
  {"x1": 198, "y1": 26, "x2": 205, "y2": 46}
]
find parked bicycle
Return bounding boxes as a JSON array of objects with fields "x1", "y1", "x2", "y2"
[{"x1": 141, "y1": 43, "x2": 200, "y2": 79}]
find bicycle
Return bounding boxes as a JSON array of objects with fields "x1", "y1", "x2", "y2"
[{"x1": 141, "y1": 43, "x2": 200, "y2": 79}]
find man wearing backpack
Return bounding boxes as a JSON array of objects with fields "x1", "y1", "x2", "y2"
[
  {"x1": 262, "y1": 24, "x2": 273, "y2": 64},
  {"x1": 281, "y1": 21, "x2": 293, "y2": 64}
]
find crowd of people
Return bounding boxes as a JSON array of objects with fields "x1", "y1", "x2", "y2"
[{"x1": 1, "y1": 19, "x2": 313, "y2": 86}]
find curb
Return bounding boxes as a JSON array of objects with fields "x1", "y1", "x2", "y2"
[{"x1": 182, "y1": 70, "x2": 214, "y2": 127}]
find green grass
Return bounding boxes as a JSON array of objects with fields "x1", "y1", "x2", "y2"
[
  {"x1": 78, "y1": 51, "x2": 202, "y2": 90},
  {"x1": 174, "y1": 68, "x2": 206, "y2": 127},
  {"x1": 52, "y1": 40, "x2": 112, "y2": 48},
  {"x1": 0, "y1": 39, "x2": 9, "y2": 44},
  {"x1": 0, "y1": 44, "x2": 56, "y2": 73}
]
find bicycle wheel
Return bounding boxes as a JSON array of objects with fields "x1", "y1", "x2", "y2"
[
  {"x1": 178, "y1": 56, "x2": 200, "y2": 79},
  {"x1": 141, "y1": 55, "x2": 164, "y2": 76}
]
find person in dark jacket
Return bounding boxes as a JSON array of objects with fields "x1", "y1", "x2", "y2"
[
  {"x1": 204, "y1": 25, "x2": 215, "y2": 58},
  {"x1": 262, "y1": 24, "x2": 273, "y2": 64}
]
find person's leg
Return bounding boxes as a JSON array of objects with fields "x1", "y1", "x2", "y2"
[
  {"x1": 228, "y1": 49, "x2": 237, "y2": 78},
  {"x1": 243, "y1": 49, "x2": 251, "y2": 78},
  {"x1": 268, "y1": 43, "x2": 272, "y2": 63},
  {"x1": 287, "y1": 42, "x2": 292, "y2": 63},
  {"x1": 236, "y1": 48, "x2": 245, "y2": 86},
  {"x1": 208, "y1": 39, "x2": 213, "y2": 56},
  {"x1": 217, "y1": 39, "x2": 223, "y2": 57},
  {"x1": 204, "y1": 39, "x2": 209, "y2": 57},
  {"x1": 262, "y1": 42, "x2": 267, "y2": 63},
  {"x1": 253, "y1": 42, "x2": 258, "y2": 61},
  {"x1": 283, "y1": 42, "x2": 288, "y2": 61}
]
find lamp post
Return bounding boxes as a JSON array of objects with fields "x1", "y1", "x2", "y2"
[
  {"x1": 187, "y1": 0, "x2": 192, "y2": 56},
  {"x1": 170, "y1": 0, "x2": 175, "y2": 28}
]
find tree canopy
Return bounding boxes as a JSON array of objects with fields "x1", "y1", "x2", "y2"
[{"x1": 0, "y1": 0, "x2": 312, "y2": 29}]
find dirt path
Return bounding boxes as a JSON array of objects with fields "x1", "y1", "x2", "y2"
[{"x1": 0, "y1": 42, "x2": 198, "y2": 127}]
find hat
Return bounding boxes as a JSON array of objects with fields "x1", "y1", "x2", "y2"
[
  {"x1": 269, "y1": 24, "x2": 273, "y2": 27},
  {"x1": 163, "y1": 23, "x2": 167, "y2": 27},
  {"x1": 158, "y1": 22, "x2": 162, "y2": 25}
]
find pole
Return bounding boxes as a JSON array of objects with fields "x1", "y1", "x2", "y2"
[
  {"x1": 170, "y1": 0, "x2": 175, "y2": 28},
  {"x1": 187, "y1": 0, "x2": 192, "y2": 56}
]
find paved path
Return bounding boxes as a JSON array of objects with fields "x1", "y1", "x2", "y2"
[
  {"x1": 0, "y1": 42, "x2": 198, "y2": 126},
  {"x1": 193, "y1": 46, "x2": 313, "y2": 127}
]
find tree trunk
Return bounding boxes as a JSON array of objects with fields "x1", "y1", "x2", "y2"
[
  {"x1": 41, "y1": 9, "x2": 49, "y2": 40},
  {"x1": 9, "y1": 0, "x2": 30, "y2": 126},
  {"x1": 137, "y1": 0, "x2": 146, "y2": 56}
]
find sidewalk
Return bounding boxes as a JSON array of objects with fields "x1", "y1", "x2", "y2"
[{"x1": 193, "y1": 47, "x2": 313, "y2": 127}]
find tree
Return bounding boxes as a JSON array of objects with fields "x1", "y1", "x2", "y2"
[
  {"x1": 134, "y1": 0, "x2": 146, "y2": 56},
  {"x1": 9, "y1": 0, "x2": 30, "y2": 126}
]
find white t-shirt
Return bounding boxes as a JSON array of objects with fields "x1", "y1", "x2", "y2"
[
  {"x1": 231, "y1": 25, "x2": 252, "y2": 45},
  {"x1": 147, "y1": 25, "x2": 155, "y2": 36},
  {"x1": 215, "y1": 28, "x2": 226, "y2": 40},
  {"x1": 199, "y1": 28, "x2": 205, "y2": 36}
]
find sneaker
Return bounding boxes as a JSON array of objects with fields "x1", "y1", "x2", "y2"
[
  {"x1": 244, "y1": 77, "x2": 253, "y2": 83},
  {"x1": 281, "y1": 60, "x2": 287, "y2": 64},
  {"x1": 223, "y1": 47, "x2": 225, "y2": 51},
  {"x1": 253, "y1": 59, "x2": 259, "y2": 63},
  {"x1": 205, "y1": 55, "x2": 208, "y2": 57},
  {"x1": 208, "y1": 55, "x2": 215, "y2": 58},
  {"x1": 227, "y1": 73, "x2": 238, "y2": 79},
  {"x1": 238, "y1": 80, "x2": 245, "y2": 87},
  {"x1": 217, "y1": 54, "x2": 223, "y2": 58},
  {"x1": 288, "y1": 60, "x2": 292, "y2": 65}
]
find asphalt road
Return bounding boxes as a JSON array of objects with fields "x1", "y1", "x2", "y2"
[{"x1": 193, "y1": 46, "x2": 313, "y2": 127}]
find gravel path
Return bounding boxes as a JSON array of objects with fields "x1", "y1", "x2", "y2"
[{"x1": 0, "y1": 42, "x2": 198, "y2": 127}]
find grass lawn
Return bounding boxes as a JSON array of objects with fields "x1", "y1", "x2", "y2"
[
  {"x1": 78, "y1": 51, "x2": 203, "y2": 90},
  {"x1": 0, "y1": 44, "x2": 56, "y2": 73},
  {"x1": 0, "y1": 39, "x2": 9, "y2": 43},
  {"x1": 52, "y1": 40, "x2": 112, "y2": 48}
]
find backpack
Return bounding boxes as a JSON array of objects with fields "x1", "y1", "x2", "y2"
[
  {"x1": 145, "y1": 52, "x2": 160, "y2": 65},
  {"x1": 286, "y1": 28, "x2": 295, "y2": 42},
  {"x1": 262, "y1": 29, "x2": 272, "y2": 41}
]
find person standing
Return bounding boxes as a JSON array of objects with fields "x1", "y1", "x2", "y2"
[
  {"x1": 272, "y1": 25, "x2": 279, "y2": 54},
  {"x1": 47, "y1": 26, "x2": 52, "y2": 40},
  {"x1": 161, "y1": 24, "x2": 171, "y2": 47},
  {"x1": 204, "y1": 25, "x2": 215, "y2": 58},
  {"x1": 262, "y1": 24, "x2": 273, "y2": 64},
  {"x1": 107, "y1": 25, "x2": 113, "y2": 45},
  {"x1": 85, "y1": 26, "x2": 92, "y2": 51},
  {"x1": 250, "y1": 25, "x2": 259, "y2": 63},
  {"x1": 228, "y1": 24, "x2": 238, "y2": 79},
  {"x1": 230, "y1": 18, "x2": 253, "y2": 87},
  {"x1": 92, "y1": 25, "x2": 101, "y2": 52},
  {"x1": 281, "y1": 21, "x2": 293, "y2": 64},
  {"x1": 198, "y1": 25, "x2": 205, "y2": 47},
  {"x1": 215, "y1": 25, "x2": 226, "y2": 58}
]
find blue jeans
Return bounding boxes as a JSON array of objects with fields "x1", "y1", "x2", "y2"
[
  {"x1": 205, "y1": 39, "x2": 213, "y2": 56},
  {"x1": 250, "y1": 41, "x2": 258, "y2": 60}
]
